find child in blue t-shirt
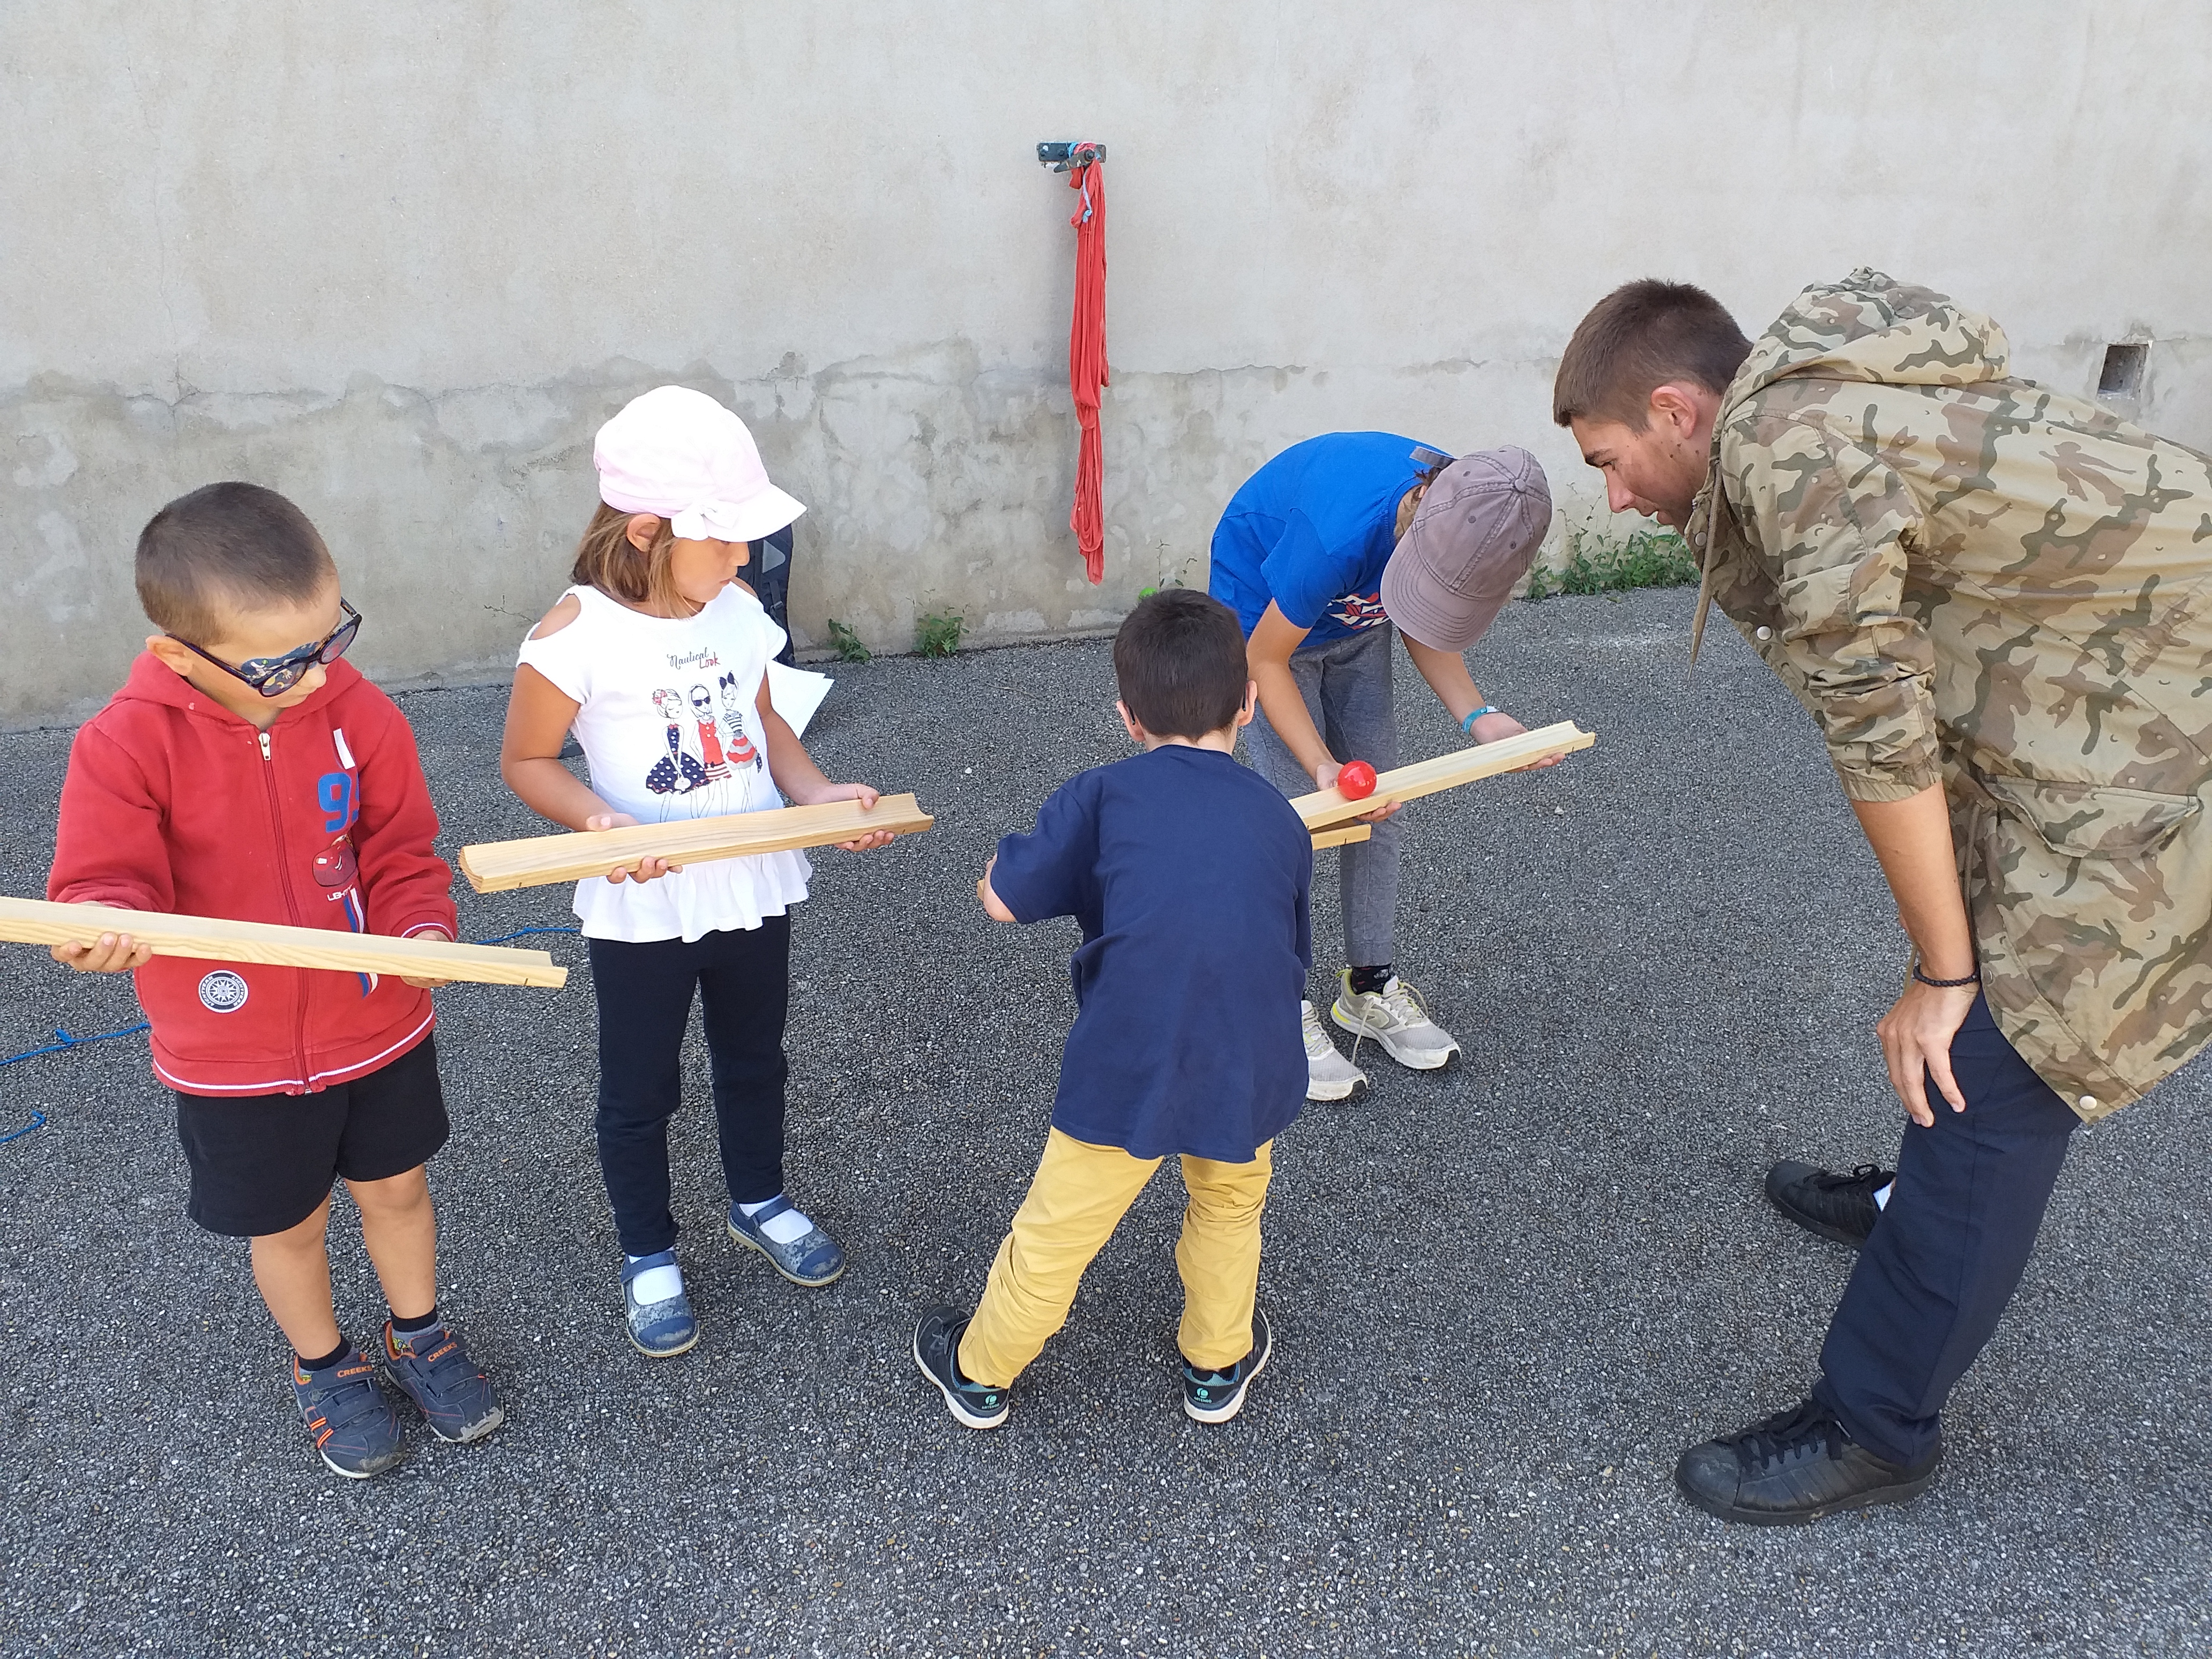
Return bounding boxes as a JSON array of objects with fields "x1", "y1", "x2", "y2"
[{"x1": 914, "y1": 590, "x2": 1313, "y2": 1429}]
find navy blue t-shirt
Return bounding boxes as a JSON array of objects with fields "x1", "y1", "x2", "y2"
[
  {"x1": 1208, "y1": 431, "x2": 1445, "y2": 643},
  {"x1": 990, "y1": 744, "x2": 1313, "y2": 1163}
]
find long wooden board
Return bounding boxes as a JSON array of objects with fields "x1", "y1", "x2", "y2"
[
  {"x1": 0, "y1": 896, "x2": 567, "y2": 988},
  {"x1": 458, "y1": 793, "x2": 936, "y2": 894},
  {"x1": 1310, "y1": 823, "x2": 1373, "y2": 849},
  {"x1": 1291, "y1": 721, "x2": 1596, "y2": 829}
]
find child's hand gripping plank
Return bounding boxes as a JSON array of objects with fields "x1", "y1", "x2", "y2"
[{"x1": 49, "y1": 910, "x2": 459, "y2": 990}]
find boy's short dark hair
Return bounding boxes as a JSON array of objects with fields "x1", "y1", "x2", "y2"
[
  {"x1": 137, "y1": 482, "x2": 336, "y2": 643},
  {"x1": 1552, "y1": 279, "x2": 1754, "y2": 431},
  {"x1": 1112, "y1": 589, "x2": 1250, "y2": 739}
]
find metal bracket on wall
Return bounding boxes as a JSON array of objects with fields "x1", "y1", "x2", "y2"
[{"x1": 1036, "y1": 141, "x2": 1105, "y2": 172}]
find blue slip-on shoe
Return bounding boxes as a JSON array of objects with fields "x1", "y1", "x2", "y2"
[
  {"x1": 621, "y1": 1249, "x2": 699, "y2": 1357},
  {"x1": 1182, "y1": 1308, "x2": 1272, "y2": 1424},
  {"x1": 383, "y1": 1320, "x2": 504, "y2": 1444},
  {"x1": 291, "y1": 1346, "x2": 407, "y2": 1478},
  {"x1": 726, "y1": 1195, "x2": 846, "y2": 1287}
]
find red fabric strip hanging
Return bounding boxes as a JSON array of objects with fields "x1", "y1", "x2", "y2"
[{"x1": 1065, "y1": 150, "x2": 1108, "y2": 583}]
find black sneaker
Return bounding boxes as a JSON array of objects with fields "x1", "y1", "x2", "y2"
[
  {"x1": 913, "y1": 1306, "x2": 1010, "y2": 1429},
  {"x1": 1181, "y1": 1309, "x2": 1271, "y2": 1424},
  {"x1": 1765, "y1": 1160, "x2": 1893, "y2": 1250},
  {"x1": 1675, "y1": 1397, "x2": 1941, "y2": 1525}
]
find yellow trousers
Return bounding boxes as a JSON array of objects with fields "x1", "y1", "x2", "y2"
[{"x1": 957, "y1": 1127, "x2": 1274, "y2": 1389}]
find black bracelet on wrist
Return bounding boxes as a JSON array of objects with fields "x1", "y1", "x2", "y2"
[{"x1": 1911, "y1": 961, "x2": 1981, "y2": 989}]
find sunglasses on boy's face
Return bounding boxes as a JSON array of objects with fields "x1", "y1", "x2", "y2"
[{"x1": 169, "y1": 599, "x2": 363, "y2": 697}]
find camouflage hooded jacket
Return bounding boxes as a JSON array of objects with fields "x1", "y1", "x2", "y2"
[{"x1": 1685, "y1": 268, "x2": 2212, "y2": 1121}]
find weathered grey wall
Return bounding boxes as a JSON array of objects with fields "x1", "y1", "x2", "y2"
[{"x1": 6, "y1": 2, "x2": 2210, "y2": 726}]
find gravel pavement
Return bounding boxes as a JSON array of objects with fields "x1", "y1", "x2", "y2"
[{"x1": 3, "y1": 586, "x2": 2207, "y2": 1657}]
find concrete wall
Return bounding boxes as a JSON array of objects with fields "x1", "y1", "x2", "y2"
[{"x1": 6, "y1": 1, "x2": 2210, "y2": 726}]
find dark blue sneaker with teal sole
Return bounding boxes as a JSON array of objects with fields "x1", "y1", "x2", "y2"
[
  {"x1": 384, "y1": 1320, "x2": 504, "y2": 1444},
  {"x1": 291, "y1": 1346, "x2": 406, "y2": 1478},
  {"x1": 727, "y1": 1195, "x2": 845, "y2": 1287},
  {"x1": 1182, "y1": 1309, "x2": 1272, "y2": 1423},
  {"x1": 913, "y1": 1305, "x2": 1011, "y2": 1428}
]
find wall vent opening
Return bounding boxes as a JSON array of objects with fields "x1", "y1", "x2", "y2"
[{"x1": 2098, "y1": 342, "x2": 2148, "y2": 399}]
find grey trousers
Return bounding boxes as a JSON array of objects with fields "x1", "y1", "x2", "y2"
[{"x1": 1245, "y1": 622, "x2": 1398, "y2": 968}]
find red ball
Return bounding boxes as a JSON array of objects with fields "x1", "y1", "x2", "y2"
[{"x1": 1336, "y1": 760, "x2": 1377, "y2": 800}]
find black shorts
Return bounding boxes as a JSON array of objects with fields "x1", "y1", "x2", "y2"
[{"x1": 174, "y1": 1035, "x2": 450, "y2": 1238}]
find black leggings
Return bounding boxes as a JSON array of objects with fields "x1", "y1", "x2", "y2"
[{"x1": 588, "y1": 915, "x2": 791, "y2": 1257}]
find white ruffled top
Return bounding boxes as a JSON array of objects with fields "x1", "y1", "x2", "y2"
[{"x1": 514, "y1": 584, "x2": 812, "y2": 943}]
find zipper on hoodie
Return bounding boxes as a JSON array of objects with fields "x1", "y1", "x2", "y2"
[{"x1": 256, "y1": 726, "x2": 313, "y2": 1086}]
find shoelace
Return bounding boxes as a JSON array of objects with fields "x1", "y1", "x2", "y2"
[
  {"x1": 1374, "y1": 978, "x2": 1432, "y2": 1027},
  {"x1": 1339, "y1": 976, "x2": 1433, "y2": 1069},
  {"x1": 1820, "y1": 1163, "x2": 1892, "y2": 1194},
  {"x1": 1728, "y1": 1400, "x2": 1844, "y2": 1470},
  {"x1": 1299, "y1": 1004, "x2": 1337, "y2": 1058}
]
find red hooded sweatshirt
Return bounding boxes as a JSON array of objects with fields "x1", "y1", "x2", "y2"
[{"x1": 47, "y1": 654, "x2": 458, "y2": 1096}]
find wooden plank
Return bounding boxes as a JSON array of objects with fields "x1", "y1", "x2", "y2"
[
  {"x1": 458, "y1": 793, "x2": 936, "y2": 894},
  {"x1": 1310, "y1": 823, "x2": 1373, "y2": 849},
  {"x1": 1291, "y1": 721, "x2": 1596, "y2": 829},
  {"x1": 0, "y1": 896, "x2": 567, "y2": 988}
]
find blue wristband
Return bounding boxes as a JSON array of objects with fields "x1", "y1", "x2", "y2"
[{"x1": 1461, "y1": 705, "x2": 1499, "y2": 736}]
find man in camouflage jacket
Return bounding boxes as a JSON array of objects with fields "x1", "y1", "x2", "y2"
[{"x1": 1555, "y1": 269, "x2": 2212, "y2": 1524}]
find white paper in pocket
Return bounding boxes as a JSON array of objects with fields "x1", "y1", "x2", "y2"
[{"x1": 765, "y1": 660, "x2": 834, "y2": 738}]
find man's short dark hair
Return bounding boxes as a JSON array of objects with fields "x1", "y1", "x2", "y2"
[
  {"x1": 136, "y1": 482, "x2": 335, "y2": 642},
  {"x1": 1112, "y1": 589, "x2": 1249, "y2": 740},
  {"x1": 1552, "y1": 280, "x2": 1753, "y2": 430}
]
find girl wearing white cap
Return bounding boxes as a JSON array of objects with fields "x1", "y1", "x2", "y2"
[
  {"x1": 498, "y1": 386, "x2": 898, "y2": 1357},
  {"x1": 1208, "y1": 434, "x2": 1555, "y2": 1102}
]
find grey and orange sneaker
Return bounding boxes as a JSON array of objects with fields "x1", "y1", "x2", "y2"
[
  {"x1": 383, "y1": 1319, "x2": 504, "y2": 1444},
  {"x1": 291, "y1": 1345, "x2": 406, "y2": 1478}
]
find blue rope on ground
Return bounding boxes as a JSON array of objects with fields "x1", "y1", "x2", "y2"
[
  {"x1": 0, "y1": 1019, "x2": 155, "y2": 1071},
  {"x1": 0, "y1": 925, "x2": 584, "y2": 1145},
  {"x1": 0, "y1": 1021, "x2": 152, "y2": 1144}
]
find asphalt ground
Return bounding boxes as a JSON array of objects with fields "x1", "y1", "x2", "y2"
[{"x1": 2, "y1": 586, "x2": 2207, "y2": 1658}]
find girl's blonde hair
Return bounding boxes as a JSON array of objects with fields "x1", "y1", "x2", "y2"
[{"x1": 570, "y1": 503, "x2": 686, "y2": 614}]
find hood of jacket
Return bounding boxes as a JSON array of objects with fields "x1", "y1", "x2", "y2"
[
  {"x1": 1721, "y1": 267, "x2": 2012, "y2": 419},
  {"x1": 1687, "y1": 268, "x2": 2011, "y2": 664},
  {"x1": 110, "y1": 648, "x2": 361, "y2": 725}
]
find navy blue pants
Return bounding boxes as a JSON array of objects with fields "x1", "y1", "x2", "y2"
[
  {"x1": 588, "y1": 916, "x2": 792, "y2": 1257},
  {"x1": 1812, "y1": 994, "x2": 2079, "y2": 1466}
]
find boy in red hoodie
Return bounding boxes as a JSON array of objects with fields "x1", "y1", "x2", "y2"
[{"x1": 47, "y1": 482, "x2": 502, "y2": 1477}]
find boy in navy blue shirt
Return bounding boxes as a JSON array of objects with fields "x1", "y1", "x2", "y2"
[{"x1": 914, "y1": 590, "x2": 1313, "y2": 1428}]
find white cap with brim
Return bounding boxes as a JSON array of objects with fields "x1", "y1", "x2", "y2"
[
  {"x1": 1380, "y1": 445, "x2": 1552, "y2": 652},
  {"x1": 594, "y1": 385, "x2": 806, "y2": 544}
]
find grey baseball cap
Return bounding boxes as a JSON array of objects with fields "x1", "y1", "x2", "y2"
[{"x1": 1380, "y1": 446, "x2": 1552, "y2": 652}]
